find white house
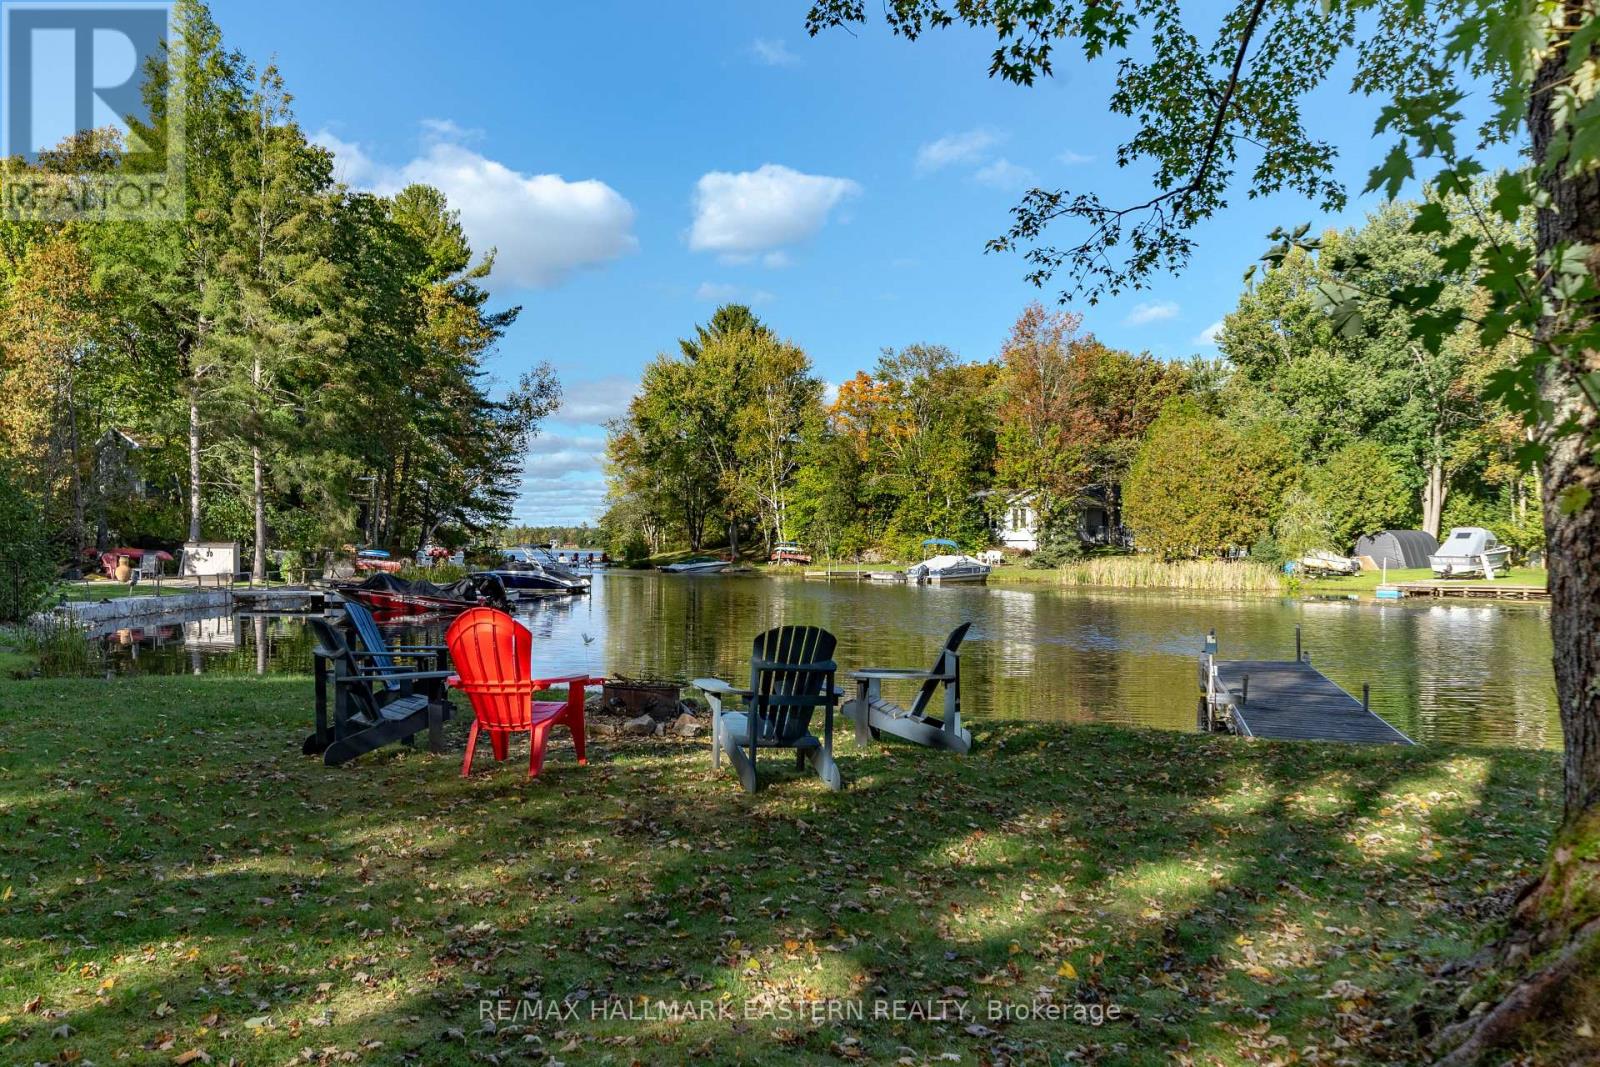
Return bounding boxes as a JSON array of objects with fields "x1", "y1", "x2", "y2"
[
  {"x1": 994, "y1": 488, "x2": 1129, "y2": 555},
  {"x1": 999, "y1": 493, "x2": 1040, "y2": 552}
]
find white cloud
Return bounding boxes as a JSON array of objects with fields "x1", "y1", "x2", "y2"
[
  {"x1": 916, "y1": 129, "x2": 1001, "y2": 173},
  {"x1": 550, "y1": 376, "x2": 638, "y2": 425},
  {"x1": 1058, "y1": 149, "x2": 1095, "y2": 165},
  {"x1": 419, "y1": 117, "x2": 483, "y2": 144},
  {"x1": 1195, "y1": 320, "x2": 1225, "y2": 346},
  {"x1": 973, "y1": 157, "x2": 1036, "y2": 189},
  {"x1": 751, "y1": 38, "x2": 799, "y2": 66},
  {"x1": 688, "y1": 164, "x2": 859, "y2": 259},
  {"x1": 523, "y1": 433, "x2": 609, "y2": 477},
  {"x1": 1125, "y1": 300, "x2": 1180, "y2": 325},
  {"x1": 822, "y1": 380, "x2": 841, "y2": 407},
  {"x1": 694, "y1": 282, "x2": 775, "y2": 304},
  {"x1": 311, "y1": 125, "x2": 637, "y2": 289}
]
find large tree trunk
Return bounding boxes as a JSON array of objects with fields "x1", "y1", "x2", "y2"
[
  {"x1": 1421, "y1": 453, "x2": 1447, "y2": 541},
  {"x1": 251, "y1": 444, "x2": 267, "y2": 581},
  {"x1": 187, "y1": 387, "x2": 202, "y2": 543},
  {"x1": 1531, "y1": 35, "x2": 1600, "y2": 832},
  {"x1": 1523, "y1": 87, "x2": 1600, "y2": 831},
  {"x1": 251, "y1": 355, "x2": 267, "y2": 582}
]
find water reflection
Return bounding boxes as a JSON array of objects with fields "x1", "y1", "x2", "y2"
[{"x1": 87, "y1": 572, "x2": 1559, "y2": 749}]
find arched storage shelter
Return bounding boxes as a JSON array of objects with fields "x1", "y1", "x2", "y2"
[{"x1": 1353, "y1": 529, "x2": 1439, "y2": 569}]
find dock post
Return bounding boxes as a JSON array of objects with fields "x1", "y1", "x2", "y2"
[
  {"x1": 1362, "y1": 683, "x2": 1370, "y2": 714},
  {"x1": 1295, "y1": 625, "x2": 1301, "y2": 662},
  {"x1": 1241, "y1": 674, "x2": 1249, "y2": 706}
]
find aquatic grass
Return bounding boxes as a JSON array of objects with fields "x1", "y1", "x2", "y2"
[
  {"x1": 0, "y1": 673, "x2": 1566, "y2": 1065},
  {"x1": 12, "y1": 612, "x2": 98, "y2": 677},
  {"x1": 397, "y1": 561, "x2": 468, "y2": 584},
  {"x1": 1030, "y1": 556, "x2": 1286, "y2": 592}
]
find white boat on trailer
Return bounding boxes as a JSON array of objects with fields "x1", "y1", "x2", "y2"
[
  {"x1": 1429, "y1": 526, "x2": 1513, "y2": 578},
  {"x1": 661, "y1": 556, "x2": 730, "y2": 574},
  {"x1": 906, "y1": 539, "x2": 991, "y2": 584}
]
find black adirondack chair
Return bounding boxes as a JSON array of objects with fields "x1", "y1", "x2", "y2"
[
  {"x1": 692, "y1": 625, "x2": 844, "y2": 793},
  {"x1": 303, "y1": 616, "x2": 453, "y2": 766},
  {"x1": 845, "y1": 622, "x2": 973, "y2": 753}
]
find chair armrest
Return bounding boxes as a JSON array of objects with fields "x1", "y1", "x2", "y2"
[
  {"x1": 386, "y1": 644, "x2": 448, "y2": 653},
  {"x1": 854, "y1": 667, "x2": 955, "y2": 681},
  {"x1": 338, "y1": 669, "x2": 454, "y2": 685},
  {"x1": 529, "y1": 674, "x2": 592, "y2": 688},
  {"x1": 691, "y1": 677, "x2": 751, "y2": 699}
]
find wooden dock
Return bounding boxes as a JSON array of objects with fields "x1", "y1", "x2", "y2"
[
  {"x1": 1199, "y1": 629, "x2": 1414, "y2": 745},
  {"x1": 803, "y1": 568, "x2": 870, "y2": 581},
  {"x1": 1384, "y1": 581, "x2": 1547, "y2": 601}
]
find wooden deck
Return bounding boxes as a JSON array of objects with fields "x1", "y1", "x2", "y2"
[
  {"x1": 1199, "y1": 630, "x2": 1414, "y2": 745},
  {"x1": 1387, "y1": 581, "x2": 1548, "y2": 601}
]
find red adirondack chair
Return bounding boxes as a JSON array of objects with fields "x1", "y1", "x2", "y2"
[{"x1": 444, "y1": 607, "x2": 591, "y2": 778}]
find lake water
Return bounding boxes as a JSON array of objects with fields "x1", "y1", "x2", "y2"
[{"x1": 88, "y1": 571, "x2": 1561, "y2": 749}]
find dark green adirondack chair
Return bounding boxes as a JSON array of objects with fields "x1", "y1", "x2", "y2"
[
  {"x1": 303, "y1": 616, "x2": 453, "y2": 766},
  {"x1": 692, "y1": 626, "x2": 844, "y2": 793},
  {"x1": 845, "y1": 622, "x2": 973, "y2": 753}
]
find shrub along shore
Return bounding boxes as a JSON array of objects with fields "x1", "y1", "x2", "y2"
[{"x1": 0, "y1": 674, "x2": 1574, "y2": 1065}]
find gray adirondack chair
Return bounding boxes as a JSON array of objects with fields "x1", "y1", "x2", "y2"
[
  {"x1": 304, "y1": 616, "x2": 453, "y2": 766},
  {"x1": 845, "y1": 622, "x2": 973, "y2": 753},
  {"x1": 692, "y1": 625, "x2": 844, "y2": 793}
]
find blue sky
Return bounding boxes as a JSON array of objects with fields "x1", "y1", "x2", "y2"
[{"x1": 206, "y1": 0, "x2": 1519, "y2": 526}]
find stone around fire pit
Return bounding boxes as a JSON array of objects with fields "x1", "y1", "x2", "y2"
[{"x1": 602, "y1": 680, "x2": 682, "y2": 721}]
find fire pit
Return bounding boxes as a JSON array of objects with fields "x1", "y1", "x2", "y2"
[{"x1": 602, "y1": 680, "x2": 682, "y2": 721}]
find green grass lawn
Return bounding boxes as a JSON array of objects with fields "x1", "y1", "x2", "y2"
[
  {"x1": 57, "y1": 581, "x2": 203, "y2": 603},
  {"x1": 0, "y1": 675, "x2": 1566, "y2": 1065}
]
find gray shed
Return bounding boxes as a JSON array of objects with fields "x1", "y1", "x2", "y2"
[{"x1": 1353, "y1": 529, "x2": 1438, "y2": 569}]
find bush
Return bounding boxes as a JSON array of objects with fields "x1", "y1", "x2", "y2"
[
  {"x1": 0, "y1": 463, "x2": 57, "y2": 622},
  {"x1": 617, "y1": 533, "x2": 649, "y2": 566},
  {"x1": 279, "y1": 550, "x2": 306, "y2": 584}
]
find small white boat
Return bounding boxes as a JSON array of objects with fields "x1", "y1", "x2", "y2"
[
  {"x1": 661, "y1": 556, "x2": 730, "y2": 574},
  {"x1": 1429, "y1": 527, "x2": 1512, "y2": 578},
  {"x1": 1298, "y1": 549, "x2": 1362, "y2": 577}
]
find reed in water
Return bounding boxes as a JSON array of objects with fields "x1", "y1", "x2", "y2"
[{"x1": 1044, "y1": 556, "x2": 1284, "y2": 592}]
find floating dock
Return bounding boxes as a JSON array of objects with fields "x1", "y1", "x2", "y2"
[
  {"x1": 1380, "y1": 581, "x2": 1547, "y2": 601},
  {"x1": 1198, "y1": 629, "x2": 1414, "y2": 745}
]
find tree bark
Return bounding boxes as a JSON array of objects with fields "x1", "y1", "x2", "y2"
[
  {"x1": 251, "y1": 355, "x2": 266, "y2": 581},
  {"x1": 251, "y1": 443, "x2": 267, "y2": 581},
  {"x1": 187, "y1": 386, "x2": 202, "y2": 543},
  {"x1": 1421, "y1": 453, "x2": 1447, "y2": 541},
  {"x1": 1530, "y1": 33, "x2": 1600, "y2": 829}
]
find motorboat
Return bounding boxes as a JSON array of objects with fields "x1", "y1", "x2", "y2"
[
  {"x1": 482, "y1": 548, "x2": 590, "y2": 594},
  {"x1": 906, "y1": 540, "x2": 991, "y2": 584},
  {"x1": 661, "y1": 556, "x2": 730, "y2": 574},
  {"x1": 1297, "y1": 549, "x2": 1362, "y2": 577},
  {"x1": 336, "y1": 572, "x2": 508, "y2": 616},
  {"x1": 1429, "y1": 527, "x2": 1513, "y2": 578}
]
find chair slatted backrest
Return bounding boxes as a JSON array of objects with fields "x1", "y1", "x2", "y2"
[
  {"x1": 445, "y1": 607, "x2": 535, "y2": 731},
  {"x1": 746, "y1": 626, "x2": 837, "y2": 744},
  {"x1": 342, "y1": 600, "x2": 398, "y2": 674},
  {"x1": 308, "y1": 615, "x2": 382, "y2": 722},
  {"x1": 908, "y1": 622, "x2": 971, "y2": 718}
]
